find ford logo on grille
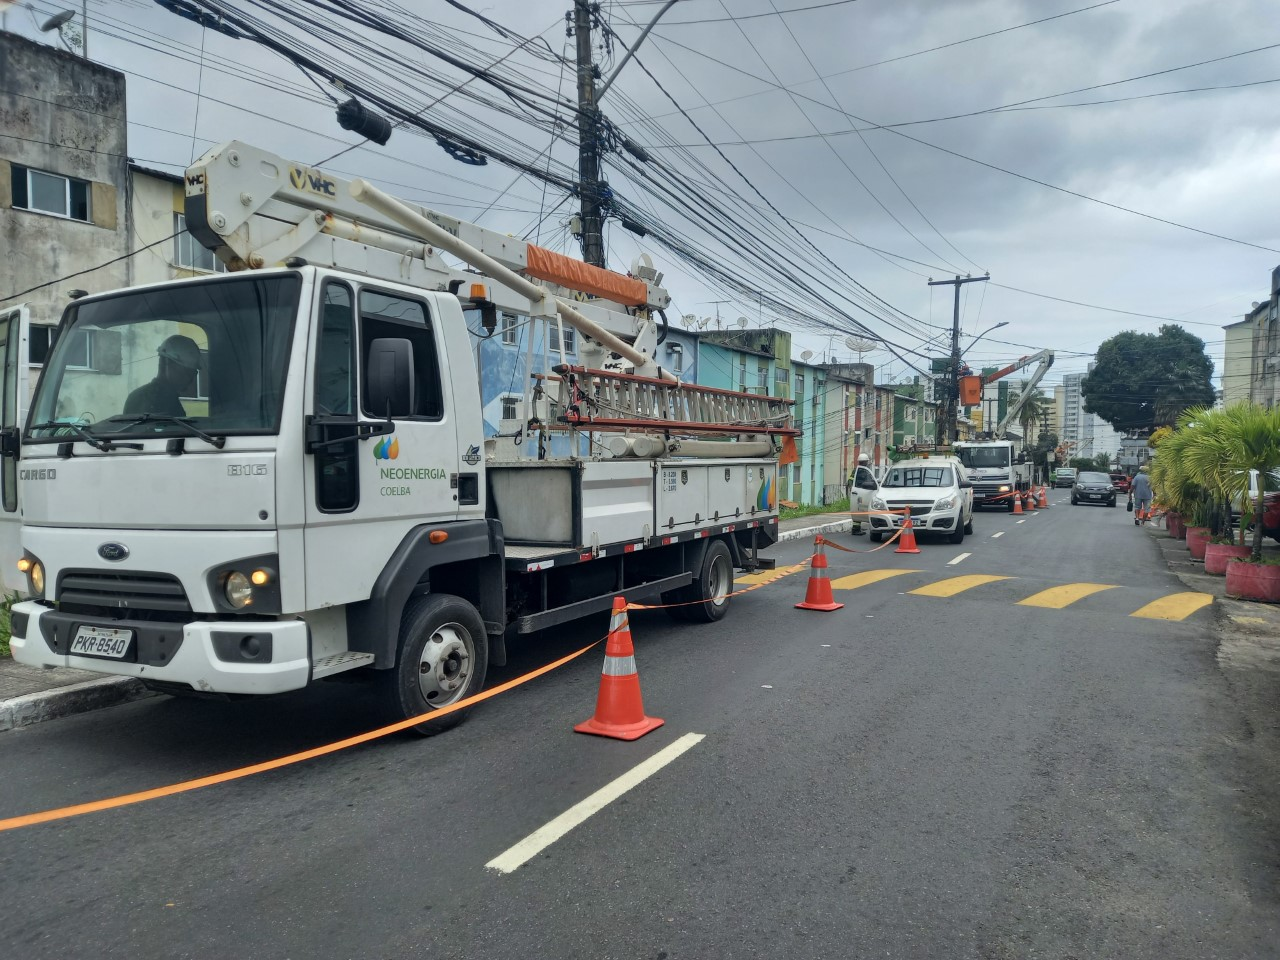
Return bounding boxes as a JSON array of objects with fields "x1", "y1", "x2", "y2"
[{"x1": 97, "y1": 542, "x2": 129, "y2": 562}]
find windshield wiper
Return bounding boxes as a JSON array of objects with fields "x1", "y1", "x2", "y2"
[
  {"x1": 28, "y1": 421, "x2": 142, "y2": 452},
  {"x1": 101, "y1": 414, "x2": 227, "y2": 449}
]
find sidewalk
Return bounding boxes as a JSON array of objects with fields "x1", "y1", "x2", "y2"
[{"x1": 0, "y1": 511, "x2": 855, "y2": 732}]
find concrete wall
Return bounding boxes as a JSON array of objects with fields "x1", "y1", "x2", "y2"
[
  {"x1": 1222, "y1": 316, "x2": 1254, "y2": 409},
  {"x1": 0, "y1": 32, "x2": 130, "y2": 340}
]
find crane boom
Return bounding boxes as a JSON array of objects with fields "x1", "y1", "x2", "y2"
[{"x1": 959, "y1": 349, "x2": 1055, "y2": 438}]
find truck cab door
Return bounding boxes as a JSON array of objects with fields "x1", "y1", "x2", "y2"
[
  {"x1": 0, "y1": 306, "x2": 29, "y2": 592},
  {"x1": 302, "y1": 281, "x2": 463, "y2": 611}
]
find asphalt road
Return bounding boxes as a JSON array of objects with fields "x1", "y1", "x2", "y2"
[{"x1": 1, "y1": 498, "x2": 1277, "y2": 959}]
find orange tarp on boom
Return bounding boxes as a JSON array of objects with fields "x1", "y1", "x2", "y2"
[{"x1": 525, "y1": 244, "x2": 649, "y2": 306}]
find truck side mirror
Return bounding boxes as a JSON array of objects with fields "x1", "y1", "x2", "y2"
[{"x1": 366, "y1": 338, "x2": 415, "y2": 418}]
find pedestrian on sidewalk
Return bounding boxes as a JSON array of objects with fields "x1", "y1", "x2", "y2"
[{"x1": 1131, "y1": 466, "x2": 1153, "y2": 525}]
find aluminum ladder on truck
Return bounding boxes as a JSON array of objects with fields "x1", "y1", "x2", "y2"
[{"x1": 550, "y1": 365, "x2": 799, "y2": 436}]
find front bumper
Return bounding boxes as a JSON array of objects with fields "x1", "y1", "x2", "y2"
[
  {"x1": 8, "y1": 601, "x2": 311, "y2": 695},
  {"x1": 870, "y1": 509, "x2": 959, "y2": 532}
]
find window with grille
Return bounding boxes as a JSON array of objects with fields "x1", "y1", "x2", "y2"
[
  {"x1": 548, "y1": 323, "x2": 576, "y2": 353},
  {"x1": 501, "y1": 313, "x2": 520, "y2": 345},
  {"x1": 173, "y1": 213, "x2": 226, "y2": 273}
]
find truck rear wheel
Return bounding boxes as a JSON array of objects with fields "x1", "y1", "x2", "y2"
[
  {"x1": 663, "y1": 540, "x2": 733, "y2": 623},
  {"x1": 379, "y1": 594, "x2": 488, "y2": 736}
]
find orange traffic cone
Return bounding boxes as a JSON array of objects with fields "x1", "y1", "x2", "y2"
[
  {"x1": 1012, "y1": 491, "x2": 1023, "y2": 515},
  {"x1": 1038, "y1": 486, "x2": 1049, "y2": 509},
  {"x1": 796, "y1": 537, "x2": 844, "y2": 611},
  {"x1": 575, "y1": 598, "x2": 665, "y2": 741},
  {"x1": 895, "y1": 508, "x2": 921, "y2": 554},
  {"x1": 1024, "y1": 489, "x2": 1036, "y2": 512}
]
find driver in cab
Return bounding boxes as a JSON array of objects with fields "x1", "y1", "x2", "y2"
[{"x1": 124, "y1": 335, "x2": 200, "y2": 417}]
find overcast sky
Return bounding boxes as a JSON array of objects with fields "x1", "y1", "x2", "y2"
[{"x1": 8, "y1": 0, "x2": 1280, "y2": 395}]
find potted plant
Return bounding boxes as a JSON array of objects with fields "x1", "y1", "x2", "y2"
[
  {"x1": 1212, "y1": 403, "x2": 1280, "y2": 601},
  {"x1": 1178, "y1": 406, "x2": 1241, "y2": 561},
  {"x1": 1205, "y1": 536, "x2": 1251, "y2": 575}
]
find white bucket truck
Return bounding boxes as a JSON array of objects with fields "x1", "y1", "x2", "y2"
[{"x1": 3, "y1": 142, "x2": 794, "y2": 734}]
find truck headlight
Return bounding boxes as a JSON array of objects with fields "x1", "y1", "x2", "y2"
[
  {"x1": 871, "y1": 496, "x2": 887, "y2": 511},
  {"x1": 224, "y1": 571, "x2": 253, "y2": 608},
  {"x1": 18, "y1": 554, "x2": 44, "y2": 598},
  {"x1": 998, "y1": 484, "x2": 1010, "y2": 493},
  {"x1": 934, "y1": 495, "x2": 957, "y2": 511}
]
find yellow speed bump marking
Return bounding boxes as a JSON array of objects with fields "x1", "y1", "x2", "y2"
[
  {"x1": 1130, "y1": 592, "x2": 1214, "y2": 621},
  {"x1": 909, "y1": 574, "x2": 1012, "y2": 598},
  {"x1": 735, "y1": 563, "x2": 807, "y2": 587},
  {"x1": 1017, "y1": 583, "x2": 1118, "y2": 609},
  {"x1": 830, "y1": 569, "x2": 923, "y2": 591}
]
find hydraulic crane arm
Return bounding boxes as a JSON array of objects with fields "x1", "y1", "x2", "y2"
[{"x1": 959, "y1": 349, "x2": 1054, "y2": 437}]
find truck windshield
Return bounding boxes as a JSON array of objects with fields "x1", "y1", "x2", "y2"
[
  {"x1": 885, "y1": 467, "x2": 954, "y2": 487},
  {"x1": 27, "y1": 274, "x2": 301, "y2": 442},
  {"x1": 958, "y1": 447, "x2": 1009, "y2": 469}
]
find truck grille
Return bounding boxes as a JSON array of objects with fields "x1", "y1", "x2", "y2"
[{"x1": 57, "y1": 570, "x2": 192, "y2": 613}]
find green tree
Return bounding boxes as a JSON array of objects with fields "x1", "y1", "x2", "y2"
[
  {"x1": 1015, "y1": 382, "x2": 1050, "y2": 448},
  {"x1": 1081, "y1": 325, "x2": 1215, "y2": 432}
]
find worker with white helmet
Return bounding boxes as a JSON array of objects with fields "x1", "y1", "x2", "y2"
[
  {"x1": 124, "y1": 334, "x2": 201, "y2": 417},
  {"x1": 848, "y1": 453, "x2": 876, "y2": 535}
]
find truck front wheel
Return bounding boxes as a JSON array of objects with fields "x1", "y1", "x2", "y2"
[{"x1": 379, "y1": 594, "x2": 489, "y2": 736}]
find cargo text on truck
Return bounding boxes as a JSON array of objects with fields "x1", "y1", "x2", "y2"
[{"x1": 1, "y1": 142, "x2": 798, "y2": 735}]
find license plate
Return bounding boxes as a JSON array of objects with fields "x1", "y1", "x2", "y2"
[{"x1": 70, "y1": 625, "x2": 134, "y2": 659}]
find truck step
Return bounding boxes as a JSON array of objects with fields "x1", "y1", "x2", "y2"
[{"x1": 312, "y1": 651, "x2": 376, "y2": 679}]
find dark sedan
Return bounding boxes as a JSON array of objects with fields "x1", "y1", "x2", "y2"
[{"x1": 1071, "y1": 471, "x2": 1116, "y2": 507}]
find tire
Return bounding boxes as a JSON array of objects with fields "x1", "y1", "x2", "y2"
[
  {"x1": 949, "y1": 523, "x2": 965, "y2": 544},
  {"x1": 1071, "y1": 495, "x2": 1078, "y2": 505},
  {"x1": 1006, "y1": 499, "x2": 1015, "y2": 512},
  {"x1": 1108, "y1": 499, "x2": 1116, "y2": 508},
  {"x1": 681, "y1": 540, "x2": 734, "y2": 624},
  {"x1": 869, "y1": 530, "x2": 883, "y2": 543},
  {"x1": 964, "y1": 517, "x2": 974, "y2": 534},
  {"x1": 378, "y1": 594, "x2": 489, "y2": 736}
]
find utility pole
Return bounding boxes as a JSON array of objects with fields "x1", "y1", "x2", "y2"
[
  {"x1": 928, "y1": 274, "x2": 989, "y2": 444},
  {"x1": 571, "y1": 1, "x2": 606, "y2": 267}
]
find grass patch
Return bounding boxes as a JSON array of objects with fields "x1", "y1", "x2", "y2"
[
  {"x1": 780, "y1": 498, "x2": 850, "y2": 521},
  {"x1": 0, "y1": 596, "x2": 10, "y2": 658}
]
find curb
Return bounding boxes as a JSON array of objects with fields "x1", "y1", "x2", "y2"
[
  {"x1": 777, "y1": 518, "x2": 853, "y2": 543},
  {"x1": 0, "y1": 676, "x2": 154, "y2": 733}
]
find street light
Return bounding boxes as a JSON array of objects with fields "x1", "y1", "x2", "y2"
[{"x1": 965, "y1": 320, "x2": 1009, "y2": 353}]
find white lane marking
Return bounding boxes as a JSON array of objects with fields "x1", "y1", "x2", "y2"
[
  {"x1": 991, "y1": 531, "x2": 1005, "y2": 539},
  {"x1": 1016, "y1": 519, "x2": 1026, "y2": 524},
  {"x1": 485, "y1": 732, "x2": 705, "y2": 874},
  {"x1": 948, "y1": 552, "x2": 971, "y2": 565}
]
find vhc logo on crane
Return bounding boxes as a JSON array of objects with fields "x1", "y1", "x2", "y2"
[
  {"x1": 373, "y1": 437, "x2": 400, "y2": 460},
  {"x1": 289, "y1": 166, "x2": 337, "y2": 197}
]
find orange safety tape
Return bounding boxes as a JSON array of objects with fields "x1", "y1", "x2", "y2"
[
  {"x1": 627, "y1": 561, "x2": 810, "y2": 610},
  {"x1": 0, "y1": 639, "x2": 603, "y2": 834},
  {"x1": 816, "y1": 527, "x2": 905, "y2": 554}
]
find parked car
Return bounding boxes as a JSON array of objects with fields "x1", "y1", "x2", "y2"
[
  {"x1": 1110, "y1": 473, "x2": 1131, "y2": 494},
  {"x1": 1054, "y1": 467, "x2": 1077, "y2": 488},
  {"x1": 868, "y1": 457, "x2": 974, "y2": 544},
  {"x1": 1232, "y1": 469, "x2": 1280, "y2": 543},
  {"x1": 1071, "y1": 471, "x2": 1116, "y2": 507}
]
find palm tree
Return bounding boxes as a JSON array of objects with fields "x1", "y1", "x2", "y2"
[
  {"x1": 1213, "y1": 403, "x2": 1280, "y2": 561},
  {"x1": 1015, "y1": 382, "x2": 1050, "y2": 449}
]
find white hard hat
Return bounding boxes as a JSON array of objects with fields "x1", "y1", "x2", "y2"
[{"x1": 857, "y1": 453, "x2": 870, "y2": 463}]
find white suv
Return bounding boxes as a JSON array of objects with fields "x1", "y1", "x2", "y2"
[{"x1": 868, "y1": 457, "x2": 975, "y2": 544}]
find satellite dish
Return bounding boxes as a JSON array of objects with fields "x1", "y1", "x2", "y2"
[
  {"x1": 736, "y1": 316, "x2": 748, "y2": 328},
  {"x1": 697, "y1": 317, "x2": 711, "y2": 330},
  {"x1": 845, "y1": 336, "x2": 876, "y2": 354},
  {"x1": 800, "y1": 350, "x2": 813, "y2": 362},
  {"x1": 41, "y1": 9, "x2": 76, "y2": 30},
  {"x1": 680, "y1": 314, "x2": 695, "y2": 328}
]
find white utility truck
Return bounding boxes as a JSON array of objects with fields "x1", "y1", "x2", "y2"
[
  {"x1": 4, "y1": 142, "x2": 795, "y2": 733},
  {"x1": 955, "y1": 349, "x2": 1054, "y2": 510}
]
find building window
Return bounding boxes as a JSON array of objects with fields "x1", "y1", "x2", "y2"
[
  {"x1": 11, "y1": 165, "x2": 90, "y2": 221},
  {"x1": 775, "y1": 366, "x2": 787, "y2": 383},
  {"x1": 501, "y1": 395, "x2": 520, "y2": 421},
  {"x1": 29, "y1": 325, "x2": 57, "y2": 366},
  {"x1": 757, "y1": 361, "x2": 768, "y2": 389},
  {"x1": 792, "y1": 464, "x2": 801, "y2": 484},
  {"x1": 173, "y1": 213, "x2": 225, "y2": 273},
  {"x1": 795, "y1": 373, "x2": 805, "y2": 403},
  {"x1": 501, "y1": 312, "x2": 519, "y2": 345},
  {"x1": 62, "y1": 329, "x2": 92, "y2": 371},
  {"x1": 549, "y1": 323, "x2": 576, "y2": 354},
  {"x1": 738, "y1": 357, "x2": 747, "y2": 390}
]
